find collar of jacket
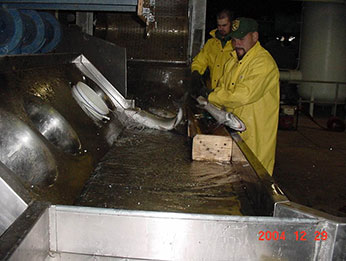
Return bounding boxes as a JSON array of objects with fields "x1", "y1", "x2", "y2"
[
  {"x1": 210, "y1": 29, "x2": 232, "y2": 48},
  {"x1": 231, "y1": 41, "x2": 262, "y2": 61}
]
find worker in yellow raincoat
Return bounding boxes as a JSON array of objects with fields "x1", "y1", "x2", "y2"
[
  {"x1": 190, "y1": 9, "x2": 234, "y2": 96},
  {"x1": 208, "y1": 17, "x2": 280, "y2": 175}
]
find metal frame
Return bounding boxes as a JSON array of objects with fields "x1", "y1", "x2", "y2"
[
  {"x1": 230, "y1": 132, "x2": 288, "y2": 205},
  {"x1": 0, "y1": 174, "x2": 28, "y2": 236},
  {"x1": 282, "y1": 79, "x2": 346, "y2": 117},
  {"x1": 73, "y1": 54, "x2": 135, "y2": 110},
  {"x1": 188, "y1": 0, "x2": 207, "y2": 62}
]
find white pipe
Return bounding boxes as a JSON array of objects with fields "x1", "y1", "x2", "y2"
[{"x1": 279, "y1": 70, "x2": 303, "y2": 82}]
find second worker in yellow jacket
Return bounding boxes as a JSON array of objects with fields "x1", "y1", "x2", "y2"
[
  {"x1": 208, "y1": 17, "x2": 280, "y2": 176},
  {"x1": 190, "y1": 9, "x2": 234, "y2": 96}
]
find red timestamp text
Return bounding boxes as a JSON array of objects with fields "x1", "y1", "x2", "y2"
[
  {"x1": 258, "y1": 231, "x2": 328, "y2": 241},
  {"x1": 258, "y1": 231, "x2": 286, "y2": 241},
  {"x1": 294, "y1": 231, "x2": 328, "y2": 241}
]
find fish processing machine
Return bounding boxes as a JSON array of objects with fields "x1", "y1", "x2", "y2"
[{"x1": 0, "y1": 1, "x2": 345, "y2": 260}]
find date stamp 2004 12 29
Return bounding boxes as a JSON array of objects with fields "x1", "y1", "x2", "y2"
[{"x1": 258, "y1": 231, "x2": 328, "y2": 241}]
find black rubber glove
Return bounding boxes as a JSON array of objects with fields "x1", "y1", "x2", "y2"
[
  {"x1": 190, "y1": 71, "x2": 203, "y2": 96},
  {"x1": 198, "y1": 83, "x2": 213, "y2": 99}
]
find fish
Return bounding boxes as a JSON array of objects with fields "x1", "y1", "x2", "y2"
[
  {"x1": 148, "y1": 107, "x2": 177, "y2": 118},
  {"x1": 113, "y1": 107, "x2": 183, "y2": 131},
  {"x1": 195, "y1": 96, "x2": 246, "y2": 132}
]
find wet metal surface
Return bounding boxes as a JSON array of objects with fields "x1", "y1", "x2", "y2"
[
  {"x1": 24, "y1": 97, "x2": 82, "y2": 155},
  {"x1": 0, "y1": 54, "x2": 123, "y2": 204},
  {"x1": 75, "y1": 59, "x2": 266, "y2": 216},
  {"x1": 77, "y1": 129, "x2": 244, "y2": 215},
  {"x1": 0, "y1": 109, "x2": 58, "y2": 186}
]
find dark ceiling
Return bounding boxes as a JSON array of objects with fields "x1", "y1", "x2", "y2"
[
  {"x1": 207, "y1": 0, "x2": 302, "y2": 20},
  {"x1": 205, "y1": 0, "x2": 303, "y2": 69},
  {"x1": 206, "y1": 0, "x2": 303, "y2": 36}
]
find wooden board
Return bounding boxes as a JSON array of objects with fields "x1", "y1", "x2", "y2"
[
  {"x1": 187, "y1": 104, "x2": 246, "y2": 163},
  {"x1": 192, "y1": 134, "x2": 233, "y2": 163}
]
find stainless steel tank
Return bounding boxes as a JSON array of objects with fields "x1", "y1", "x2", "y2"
[{"x1": 298, "y1": 1, "x2": 346, "y2": 102}]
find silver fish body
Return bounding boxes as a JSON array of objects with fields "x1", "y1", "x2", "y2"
[
  {"x1": 115, "y1": 107, "x2": 183, "y2": 131},
  {"x1": 148, "y1": 107, "x2": 177, "y2": 118},
  {"x1": 196, "y1": 96, "x2": 246, "y2": 132}
]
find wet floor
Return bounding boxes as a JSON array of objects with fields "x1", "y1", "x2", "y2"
[
  {"x1": 274, "y1": 110, "x2": 346, "y2": 217},
  {"x1": 77, "y1": 128, "x2": 244, "y2": 215}
]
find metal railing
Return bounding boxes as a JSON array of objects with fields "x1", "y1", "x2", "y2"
[{"x1": 281, "y1": 79, "x2": 346, "y2": 117}]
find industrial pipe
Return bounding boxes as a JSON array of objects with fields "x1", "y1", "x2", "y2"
[{"x1": 279, "y1": 70, "x2": 302, "y2": 82}]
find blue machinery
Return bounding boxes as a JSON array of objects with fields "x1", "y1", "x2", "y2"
[
  {"x1": 0, "y1": 0, "x2": 139, "y2": 55},
  {"x1": 0, "y1": 0, "x2": 138, "y2": 12},
  {"x1": 0, "y1": 0, "x2": 158, "y2": 54},
  {"x1": 0, "y1": 8, "x2": 61, "y2": 54}
]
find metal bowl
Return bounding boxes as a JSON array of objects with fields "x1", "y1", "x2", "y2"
[
  {"x1": 0, "y1": 110, "x2": 58, "y2": 186},
  {"x1": 24, "y1": 98, "x2": 82, "y2": 155}
]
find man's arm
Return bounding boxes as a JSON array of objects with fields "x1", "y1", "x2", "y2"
[
  {"x1": 191, "y1": 41, "x2": 211, "y2": 75},
  {"x1": 209, "y1": 57, "x2": 279, "y2": 109},
  {"x1": 189, "y1": 41, "x2": 213, "y2": 96}
]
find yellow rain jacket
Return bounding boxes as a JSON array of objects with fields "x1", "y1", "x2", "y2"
[
  {"x1": 191, "y1": 29, "x2": 234, "y2": 90},
  {"x1": 208, "y1": 41, "x2": 280, "y2": 175}
]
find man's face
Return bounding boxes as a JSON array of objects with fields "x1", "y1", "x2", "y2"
[
  {"x1": 231, "y1": 32, "x2": 258, "y2": 60},
  {"x1": 217, "y1": 18, "x2": 231, "y2": 36}
]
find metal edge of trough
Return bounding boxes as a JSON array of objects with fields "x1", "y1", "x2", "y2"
[
  {"x1": 230, "y1": 132, "x2": 289, "y2": 209},
  {"x1": 0, "y1": 201, "x2": 50, "y2": 260}
]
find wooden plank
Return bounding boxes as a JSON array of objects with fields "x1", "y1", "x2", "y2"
[
  {"x1": 187, "y1": 104, "x2": 245, "y2": 163},
  {"x1": 192, "y1": 134, "x2": 233, "y2": 163},
  {"x1": 212, "y1": 126, "x2": 246, "y2": 162}
]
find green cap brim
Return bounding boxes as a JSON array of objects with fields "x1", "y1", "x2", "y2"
[{"x1": 230, "y1": 17, "x2": 258, "y2": 39}]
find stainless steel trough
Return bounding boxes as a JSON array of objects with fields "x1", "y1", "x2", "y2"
[
  {"x1": 0, "y1": 53, "x2": 345, "y2": 261},
  {"x1": 0, "y1": 202, "x2": 345, "y2": 260}
]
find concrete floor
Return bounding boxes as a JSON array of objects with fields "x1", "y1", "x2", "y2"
[{"x1": 273, "y1": 109, "x2": 346, "y2": 218}]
